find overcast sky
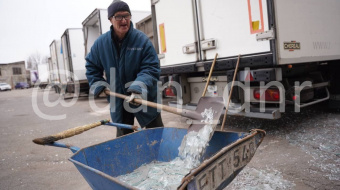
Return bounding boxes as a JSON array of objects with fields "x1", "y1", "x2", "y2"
[{"x1": 0, "y1": 0, "x2": 151, "y2": 64}]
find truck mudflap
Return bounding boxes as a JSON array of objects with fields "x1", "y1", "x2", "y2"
[{"x1": 178, "y1": 129, "x2": 266, "y2": 190}]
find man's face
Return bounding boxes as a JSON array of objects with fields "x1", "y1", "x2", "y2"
[{"x1": 110, "y1": 11, "x2": 131, "y2": 38}]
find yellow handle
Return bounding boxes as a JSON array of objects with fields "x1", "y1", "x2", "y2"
[{"x1": 33, "y1": 120, "x2": 110, "y2": 145}]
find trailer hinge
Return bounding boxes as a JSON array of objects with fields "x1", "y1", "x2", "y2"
[
  {"x1": 256, "y1": 29, "x2": 275, "y2": 41},
  {"x1": 151, "y1": 0, "x2": 160, "y2": 5}
]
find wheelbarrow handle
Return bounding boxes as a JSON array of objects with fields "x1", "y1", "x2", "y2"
[
  {"x1": 105, "y1": 122, "x2": 142, "y2": 131},
  {"x1": 32, "y1": 119, "x2": 110, "y2": 145}
]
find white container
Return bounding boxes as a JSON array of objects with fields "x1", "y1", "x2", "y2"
[{"x1": 49, "y1": 40, "x2": 65, "y2": 84}]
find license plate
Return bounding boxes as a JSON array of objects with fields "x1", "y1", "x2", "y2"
[{"x1": 193, "y1": 137, "x2": 257, "y2": 190}]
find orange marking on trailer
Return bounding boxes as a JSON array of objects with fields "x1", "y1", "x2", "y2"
[
  {"x1": 159, "y1": 23, "x2": 167, "y2": 53},
  {"x1": 248, "y1": 0, "x2": 265, "y2": 34}
]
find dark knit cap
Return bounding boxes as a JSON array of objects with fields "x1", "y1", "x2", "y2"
[{"x1": 108, "y1": 0, "x2": 131, "y2": 19}]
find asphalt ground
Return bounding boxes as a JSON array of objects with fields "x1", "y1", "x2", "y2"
[{"x1": 0, "y1": 88, "x2": 339, "y2": 190}]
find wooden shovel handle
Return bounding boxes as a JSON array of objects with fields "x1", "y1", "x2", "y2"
[
  {"x1": 221, "y1": 54, "x2": 241, "y2": 131},
  {"x1": 202, "y1": 53, "x2": 218, "y2": 97},
  {"x1": 104, "y1": 89, "x2": 182, "y2": 115},
  {"x1": 33, "y1": 120, "x2": 110, "y2": 145}
]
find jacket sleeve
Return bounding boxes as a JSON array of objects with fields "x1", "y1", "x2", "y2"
[
  {"x1": 85, "y1": 42, "x2": 106, "y2": 97},
  {"x1": 127, "y1": 39, "x2": 160, "y2": 95}
]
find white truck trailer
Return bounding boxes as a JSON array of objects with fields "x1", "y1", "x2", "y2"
[
  {"x1": 151, "y1": 0, "x2": 340, "y2": 119},
  {"x1": 37, "y1": 64, "x2": 49, "y2": 89},
  {"x1": 49, "y1": 40, "x2": 66, "y2": 93},
  {"x1": 61, "y1": 28, "x2": 88, "y2": 97}
]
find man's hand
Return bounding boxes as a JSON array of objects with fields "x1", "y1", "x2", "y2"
[{"x1": 126, "y1": 93, "x2": 142, "y2": 105}]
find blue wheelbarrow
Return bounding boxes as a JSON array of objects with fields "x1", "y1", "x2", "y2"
[{"x1": 33, "y1": 119, "x2": 265, "y2": 190}]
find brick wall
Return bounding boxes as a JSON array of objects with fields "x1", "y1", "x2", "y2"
[{"x1": 0, "y1": 61, "x2": 29, "y2": 88}]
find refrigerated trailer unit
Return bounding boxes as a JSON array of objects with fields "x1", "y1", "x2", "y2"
[
  {"x1": 49, "y1": 40, "x2": 65, "y2": 93},
  {"x1": 61, "y1": 28, "x2": 88, "y2": 97},
  {"x1": 152, "y1": 0, "x2": 340, "y2": 119}
]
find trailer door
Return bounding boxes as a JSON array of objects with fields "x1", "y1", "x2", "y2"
[
  {"x1": 199, "y1": 0, "x2": 271, "y2": 60},
  {"x1": 154, "y1": 0, "x2": 199, "y2": 67},
  {"x1": 49, "y1": 41, "x2": 60, "y2": 83},
  {"x1": 47, "y1": 58, "x2": 54, "y2": 83},
  {"x1": 274, "y1": 0, "x2": 340, "y2": 65},
  {"x1": 61, "y1": 33, "x2": 71, "y2": 82},
  {"x1": 83, "y1": 9, "x2": 111, "y2": 56},
  {"x1": 99, "y1": 9, "x2": 111, "y2": 35},
  {"x1": 56, "y1": 40, "x2": 67, "y2": 84},
  {"x1": 68, "y1": 29, "x2": 86, "y2": 81}
]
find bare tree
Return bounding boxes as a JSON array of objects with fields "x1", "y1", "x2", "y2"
[
  {"x1": 27, "y1": 51, "x2": 46, "y2": 70},
  {"x1": 40, "y1": 56, "x2": 49, "y2": 64}
]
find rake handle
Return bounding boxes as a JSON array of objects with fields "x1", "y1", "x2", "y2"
[{"x1": 33, "y1": 120, "x2": 110, "y2": 145}]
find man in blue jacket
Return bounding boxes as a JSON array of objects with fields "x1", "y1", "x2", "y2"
[{"x1": 85, "y1": 0, "x2": 163, "y2": 137}]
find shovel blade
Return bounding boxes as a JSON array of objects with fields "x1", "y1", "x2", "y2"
[{"x1": 187, "y1": 97, "x2": 225, "y2": 133}]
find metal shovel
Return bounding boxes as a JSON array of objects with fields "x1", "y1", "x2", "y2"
[{"x1": 104, "y1": 90, "x2": 225, "y2": 133}]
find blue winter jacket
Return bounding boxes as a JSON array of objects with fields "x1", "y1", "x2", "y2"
[{"x1": 85, "y1": 23, "x2": 161, "y2": 126}]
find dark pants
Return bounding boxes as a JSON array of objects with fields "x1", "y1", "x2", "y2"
[{"x1": 116, "y1": 110, "x2": 164, "y2": 137}]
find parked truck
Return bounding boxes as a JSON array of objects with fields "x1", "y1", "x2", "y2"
[
  {"x1": 61, "y1": 28, "x2": 88, "y2": 97},
  {"x1": 49, "y1": 40, "x2": 66, "y2": 93},
  {"x1": 37, "y1": 64, "x2": 49, "y2": 89},
  {"x1": 150, "y1": 0, "x2": 340, "y2": 119}
]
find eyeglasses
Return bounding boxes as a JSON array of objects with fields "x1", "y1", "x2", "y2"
[{"x1": 113, "y1": 14, "x2": 131, "y2": 21}]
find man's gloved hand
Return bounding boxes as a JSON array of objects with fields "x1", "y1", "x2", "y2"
[{"x1": 126, "y1": 93, "x2": 142, "y2": 105}]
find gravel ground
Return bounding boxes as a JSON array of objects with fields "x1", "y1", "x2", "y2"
[
  {"x1": 224, "y1": 104, "x2": 340, "y2": 190},
  {"x1": 0, "y1": 88, "x2": 339, "y2": 190}
]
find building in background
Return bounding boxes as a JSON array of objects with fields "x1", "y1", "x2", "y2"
[{"x1": 0, "y1": 61, "x2": 29, "y2": 88}]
